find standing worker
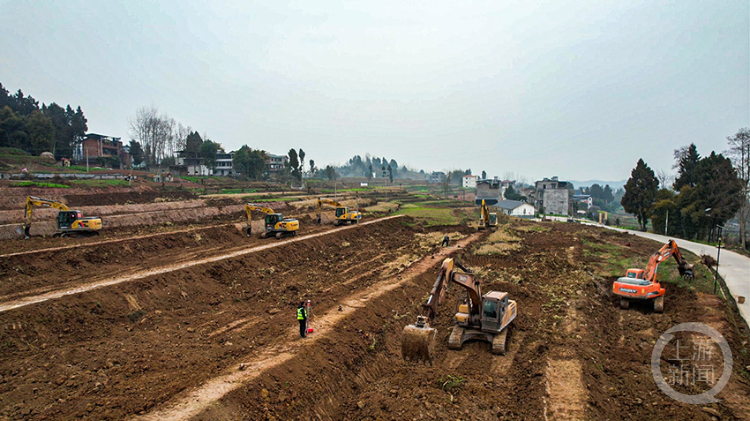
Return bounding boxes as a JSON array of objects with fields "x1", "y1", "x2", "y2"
[
  {"x1": 297, "y1": 301, "x2": 307, "y2": 338},
  {"x1": 441, "y1": 235, "x2": 450, "y2": 247}
]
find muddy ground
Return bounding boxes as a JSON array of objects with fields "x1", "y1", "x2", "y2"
[{"x1": 0, "y1": 205, "x2": 749, "y2": 420}]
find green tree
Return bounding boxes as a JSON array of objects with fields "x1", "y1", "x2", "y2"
[
  {"x1": 185, "y1": 131, "x2": 203, "y2": 157},
  {"x1": 504, "y1": 185, "x2": 524, "y2": 201},
  {"x1": 621, "y1": 159, "x2": 659, "y2": 231},
  {"x1": 673, "y1": 143, "x2": 700, "y2": 191},
  {"x1": 233, "y1": 145, "x2": 267, "y2": 179},
  {"x1": 308, "y1": 159, "x2": 316, "y2": 177},
  {"x1": 325, "y1": 165, "x2": 336, "y2": 180},
  {"x1": 200, "y1": 140, "x2": 220, "y2": 173},
  {"x1": 288, "y1": 148, "x2": 300, "y2": 182},
  {"x1": 128, "y1": 140, "x2": 144, "y2": 166},
  {"x1": 726, "y1": 127, "x2": 750, "y2": 249},
  {"x1": 367, "y1": 164, "x2": 373, "y2": 181},
  {"x1": 695, "y1": 152, "x2": 742, "y2": 242},
  {"x1": 650, "y1": 188, "x2": 678, "y2": 235},
  {"x1": 298, "y1": 149, "x2": 305, "y2": 174},
  {"x1": 388, "y1": 165, "x2": 393, "y2": 183},
  {"x1": 25, "y1": 110, "x2": 54, "y2": 155}
]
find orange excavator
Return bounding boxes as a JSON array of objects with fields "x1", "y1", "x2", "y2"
[
  {"x1": 613, "y1": 239, "x2": 694, "y2": 313},
  {"x1": 402, "y1": 258, "x2": 517, "y2": 362}
]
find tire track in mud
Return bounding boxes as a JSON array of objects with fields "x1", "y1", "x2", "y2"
[
  {"x1": 0, "y1": 216, "x2": 405, "y2": 314},
  {"x1": 130, "y1": 233, "x2": 483, "y2": 421}
]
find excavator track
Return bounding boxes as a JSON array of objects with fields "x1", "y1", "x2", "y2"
[
  {"x1": 619, "y1": 298, "x2": 630, "y2": 309},
  {"x1": 492, "y1": 327, "x2": 509, "y2": 355},
  {"x1": 448, "y1": 326, "x2": 465, "y2": 350},
  {"x1": 654, "y1": 296, "x2": 664, "y2": 313}
]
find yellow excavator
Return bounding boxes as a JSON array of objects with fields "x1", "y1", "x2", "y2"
[
  {"x1": 478, "y1": 199, "x2": 498, "y2": 231},
  {"x1": 316, "y1": 198, "x2": 362, "y2": 226},
  {"x1": 402, "y1": 257, "x2": 517, "y2": 362},
  {"x1": 244, "y1": 203, "x2": 300, "y2": 239},
  {"x1": 23, "y1": 196, "x2": 102, "y2": 239}
]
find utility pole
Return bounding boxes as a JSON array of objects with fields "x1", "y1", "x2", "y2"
[
  {"x1": 714, "y1": 225, "x2": 723, "y2": 294},
  {"x1": 665, "y1": 208, "x2": 669, "y2": 235}
]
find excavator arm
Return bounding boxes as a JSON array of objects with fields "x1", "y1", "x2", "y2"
[
  {"x1": 421, "y1": 258, "x2": 479, "y2": 322},
  {"x1": 245, "y1": 203, "x2": 275, "y2": 220},
  {"x1": 316, "y1": 198, "x2": 341, "y2": 221},
  {"x1": 643, "y1": 239, "x2": 694, "y2": 281}
]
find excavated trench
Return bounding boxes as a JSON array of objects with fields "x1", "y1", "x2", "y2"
[{"x1": 1, "y1": 217, "x2": 749, "y2": 421}]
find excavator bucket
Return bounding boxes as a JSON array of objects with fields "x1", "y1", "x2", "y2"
[{"x1": 402, "y1": 317, "x2": 437, "y2": 363}]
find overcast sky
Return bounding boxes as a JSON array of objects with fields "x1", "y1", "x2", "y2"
[{"x1": 1, "y1": 0, "x2": 747, "y2": 183}]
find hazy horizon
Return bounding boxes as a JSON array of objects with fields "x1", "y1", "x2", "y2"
[{"x1": 1, "y1": 0, "x2": 747, "y2": 182}]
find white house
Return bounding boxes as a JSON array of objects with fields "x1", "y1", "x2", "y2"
[
  {"x1": 462, "y1": 175, "x2": 479, "y2": 188},
  {"x1": 496, "y1": 199, "x2": 536, "y2": 219}
]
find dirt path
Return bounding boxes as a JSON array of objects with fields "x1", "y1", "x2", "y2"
[
  {"x1": 131, "y1": 233, "x2": 483, "y2": 421},
  {"x1": 0, "y1": 216, "x2": 404, "y2": 313}
]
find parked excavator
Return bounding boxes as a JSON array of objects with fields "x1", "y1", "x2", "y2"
[
  {"x1": 22, "y1": 196, "x2": 102, "y2": 239},
  {"x1": 244, "y1": 204, "x2": 300, "y2": 239},
  {"x1": 316, "y1": 198, "x2": 362, "y2": 226},
  {"x1": 478, "y1": 199, "x2": 498, "y2": 231},
  {"x1": 402, "y1": 257, "x2": 517, "y2": 363},
  {"x1": 613, "y1": 239, "x2": 694, "y2": 313}
]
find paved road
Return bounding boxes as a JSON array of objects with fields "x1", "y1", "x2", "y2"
[{"x1": 601, "y1": 225, "x2": 750, "y2": 323}]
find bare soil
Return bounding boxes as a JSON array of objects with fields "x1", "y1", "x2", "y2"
[{"x1": 0, "y1": 198, "x2": 749, "y2": 421}]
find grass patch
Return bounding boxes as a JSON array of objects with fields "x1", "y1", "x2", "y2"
[
  {"x1": 395, "y1": 204, "x2": 458, "y2": 226},
  {"x1": 10, "y1": 181, "x2": 70, "y2": 188},
  {"x1": 69, "y1": 179, "x2": 130, "y2": 187}
]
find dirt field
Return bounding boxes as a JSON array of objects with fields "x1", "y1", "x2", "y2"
[{"x1": 1, "y1": 187, "x2": 749, "y2": 420}]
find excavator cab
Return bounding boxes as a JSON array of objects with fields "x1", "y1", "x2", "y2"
[
  {"x1": 626, "y1": 269, "x2": 644, "y2": 279},
  {"x1": 265, "y1": 214, "x2": 283, "y2": 229},
  {"x1": 335, "y1": 207, "x2": 347, "y2": 218}
]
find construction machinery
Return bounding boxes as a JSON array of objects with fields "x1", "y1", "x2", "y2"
[
  {"x1": 402, "y1": 258, "x2": 517, "y2": 362},
  {"x1": 23, "y1": 196, "x2": 102, "y2": 239},
  {"x1": 613, "y1": 239, "x2": 695, "y2": 313},
  {"x1": 316, "y1": 198, "x2": 362, "y2": 226},
  {"x1": 244, "y1": 204, "x2": 300, "y2": 239},
  {"x1": 478, "y1": 199, "x2": 498, "y2": 231}
]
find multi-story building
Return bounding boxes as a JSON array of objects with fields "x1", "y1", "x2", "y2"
[
  {"x1": 429, "y1": 171, "x2": 446, "y2": 183},
  {"x1": 475, "y1": 178, "x2": 502, "y2": 206},
  {"x1": 214, "y1": 152, "x2": 234, "y2": 176},
  {"x1": 462, "y1": 175, "x2": 479, "y2": 188},
  {"x1": 78, "y1": 133, "x2": 132, "y2": 167},
  {"x1": 265, "y1": 154, "x2": 288, "y2": 177},
  {"x1": 534, "y1": 177, "x2": 571, "y2": 215}
]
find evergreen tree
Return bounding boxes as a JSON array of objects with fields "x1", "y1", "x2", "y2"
[
  {"x1": 622, "y1": 159, "x2": 659, "y2": 231},
  {"x1": 673, "y1": 143, "x2": 700, "y2": 190}
]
